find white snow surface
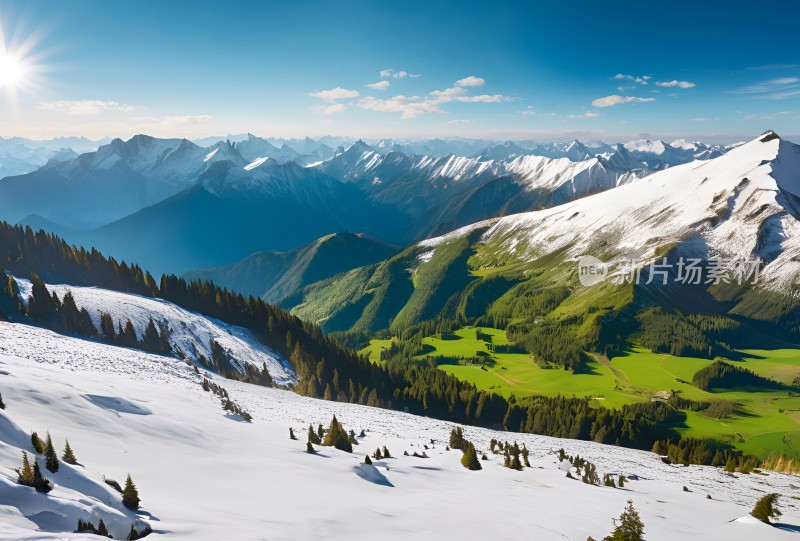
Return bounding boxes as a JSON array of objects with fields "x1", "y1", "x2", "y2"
[
  {"x1": 0, "y1": 321, "x2": 798, "y2": 540},
  {"x1": 12, "y1": 279, "x2": 295, "y2": 385}
]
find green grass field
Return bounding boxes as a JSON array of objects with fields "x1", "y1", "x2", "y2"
[{"x1": 360, "y1": 327, "x2": 800, "y2": 458}]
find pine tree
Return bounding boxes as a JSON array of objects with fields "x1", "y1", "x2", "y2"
[
  {"x1": 461, "y1": 442, "x2": 482, "y2": 471},
  {"x1": 127, "y1": 524, "x2": 140, "y2": 541},
  {"x1": 306, "y1": 442, "x2": 317, "y2": 454},
  {"x1": 307, "y1": 424, "x2": 321, "y2": 445},
  {"x1": 31, "y1": 431, "x2": 45, "y2": 454},
  {"x1": 32, "y1": 459, "x2": 51, "y2": 493},
  {"x1": 17, "y1": 451, "x2": 34, "y2": 486},
  {"x1": 618, "y1": 475, "x2": 626, "y2": 488},
  {"x1": 382, "y1": 445, "x2": 391, "y2": 458},
  {"x1": 143, "y1": 318, "x2": 161, "y2": 352},
  {"x1": 751, "y1": 493, "x2": 781, "y2": 524},
  {"x1": 510, "y1": 453, "x2": 523, "y2": 471},
  {"x1": 44, "y1": 432, "x2": 59, "y2": 472},
  {"x1": 122, "y1": 474, "x2": 140, "y2": 510},
  {"x1": 62, "y1": 440, "x2": 77, "y2": 464},
  {"x1": 364, "y1": 455, "x2": 372, "y2": 465},
  {"x1": 603, "y1": 500, "x2": 644, "y2": 541},
  {"x1": 321, "y1": 415, "x2": 352, "y2": 453},
  {"x1": 289, "y1": 427, "x2": 297, "y2": 440},
  {"x1": 97, "y1": 519, "x2": 109, "y2": 537},
  {"x1": 0, "y1": 392, "x2": 5, "y2": 409}
]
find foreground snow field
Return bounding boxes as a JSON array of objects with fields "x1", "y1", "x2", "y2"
[{"x1": 0, "y1": 321, "x2": 798, "y2": 540}]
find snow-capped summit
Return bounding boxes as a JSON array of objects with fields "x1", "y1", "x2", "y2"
[{"x1": 421, "y1": 131, "x2": 800, "y2": 293}]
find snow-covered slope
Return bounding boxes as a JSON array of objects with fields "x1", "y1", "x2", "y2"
[
  {"x1": 13, "y1": 279, "x2": 295, "y2": 385},
  {"x1": 0, "y1": 321, "x2": 797, "y2": 540},
  {"x1": 421, "y1": 131, "x2": 800, "y2": 294}
]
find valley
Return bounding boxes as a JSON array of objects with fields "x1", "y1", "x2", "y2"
[{"x1": 363, "y1": 327, "x2": 800, "y2": 459}]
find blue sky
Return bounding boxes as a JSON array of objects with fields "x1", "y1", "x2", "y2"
[{"x1": 1, "y1": 0, "x2": 799, "y2": 142}]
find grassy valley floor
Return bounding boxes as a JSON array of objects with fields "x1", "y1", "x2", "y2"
[{"x1": 361, "y1": 327, "x2": 800, "y2": 459}]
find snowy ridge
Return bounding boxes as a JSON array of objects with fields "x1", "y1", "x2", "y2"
[
  {"x1": 419, "y1": 132, "x2": 800, "y2": 293},
  {"x1": 0, "y1": 322, "x2": 797, "y2": 540},
  {"x1": 13, "y1": 279, "x2": 296, "y2": 385}
]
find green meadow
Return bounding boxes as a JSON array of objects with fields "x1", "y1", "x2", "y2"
[{"x1": 361, "y1": 327, "x2": 800, "y2": 458}]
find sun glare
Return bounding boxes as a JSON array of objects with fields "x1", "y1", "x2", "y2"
[{"x1": 0, "y1": 52, "x2": 24, "y2": 88}]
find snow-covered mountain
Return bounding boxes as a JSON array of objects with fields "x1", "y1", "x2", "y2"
[
  {"x1": 0, "y1": 138, "x2": 89, "y2": 180},
  {"x1": 0, "y1": 319, "x2": 797, "y2": 540},
  {"x1": 421, "y1": 131, "x2": 800, "y2": 295},
  {"x1": 318, "y1": 139, "x2": 652, "y2": 238},
  {"x1": 13, "y1": 278, "x2": 295, "y2": 384}
]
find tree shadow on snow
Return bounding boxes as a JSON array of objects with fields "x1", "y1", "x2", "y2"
[
  {"x1": 354, "y1": 464, "x2": 394, "y2": 487},
  {"x1": 774, "y1": 523, "x2": 800, "y2": 533}
]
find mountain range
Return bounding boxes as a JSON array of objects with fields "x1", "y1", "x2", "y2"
[
  {"x1": 0, "y1": 134, "x2": 735, "y2": 275},
  {"x1": 283, "y1": 131, "x2": 800, "y2": 349}
]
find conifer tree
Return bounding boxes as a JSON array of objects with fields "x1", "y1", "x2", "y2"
[
  {"x1": 306, "y1": 442, "x2": 316, "y2": 454},
  {"x1": 62, "y1": 440, "x2": 78, "y2": 465},
  {"x1": 31, "y1": 431, "x2": 45, "y2": 454},
  {"x1": 127, "y1": 524, "x2": 140, "y2": 541},
  {"x1": 143, "y1": 318, "x2": 161, "y2": 352},
  {"x1": 321, "y1": 415, "x2": 352, "y2": 453},
  {"x1": 100, "y1": 312, "x2": 116, "y2": 342},
  {"x1": 0, "y1": 392, "x2": 5, "y2": 409},
  {"x1": 17, "y1": 452, "x2": 34, "y2": 486},
  {"x1": 307, "y1": 424, "x2": 321, "y2": 445},
  {"x1": 97, "y1": 519, "x2": 109, "y2": 537},
  {"x1": 364, "y1": 455, "x2": 372, "y2": 465},
  {"x1": 751, "y1": 493, "x2": 781, "y2": 524},
  {"x1": 122, "y1": 474, "x2": 140, "y2": 510},
  {"x1": 373, "y1": 448, "x2": 382, "y2": 460},
  {"x1": 382, "y1": 445, "x2": 391, "y2": 458},
  {"x1": 32, "y1": 459, "x2": 52, "y2": 493},
  {"x1": 461, "y1": 442, "x2": 482, "y2": 471},
  {"x1": 603, "y1": 500, "x2": 644, "y2": 541},
  {"x1": 618, "y1": 475, "x2": 626, "y2": 488},
  {"x1": 44, "y1": 432, "x2": 59, "y2": 472},
  {"x1": 289, "y1": 427, "x2": 297, "y2": 440}
]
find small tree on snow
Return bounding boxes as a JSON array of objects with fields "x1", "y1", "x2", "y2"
[
  {"x1": 751, "y1": 493, "x2": 782, "y2": 524},
  {"x1": 122, "y1": 474, "x2": 140, "y2": 510},
  {"x1": 62, "y1": 440, "x2": 78, "y2": 465},
  {"x1": 603, "y1": 500, "x2": 644, "y2": 541}
]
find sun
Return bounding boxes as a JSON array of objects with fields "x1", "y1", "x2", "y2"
[{"x1": 0, "y1": 52, "x2": 25, "y2": 89}]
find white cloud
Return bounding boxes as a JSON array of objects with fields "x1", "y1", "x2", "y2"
[
  {"x1": 520, "y1": 107, "x2": 536, "y2": 116},
  {"x1": 592, "y1": 95, "x2": 656, "y2": 107},
  {"x1": 355, "y1": 84, "x2": 513, "y2": 119},
  {"x1": 357, "y1": 95, "x2": 441, "y2": 118},
  {"x1": 36, "y1": 99, "x2": 143, "y2": 115},
  {"x1": 655, "y1": 80, "x2": 696, "y2": 88},
  {"x1": 444, "y1": 119, "x2": 474, "y2": 125},
  {"x1": 379, "y1": 69, "x2": 421, "y2": 79},
  {"x1": 459, "y1": 94, "x2": 511, "y2": 103},
  {"x1": 429, "y1": 87, "x2": 467, "y2": 102},
  {"x1": 689, "y1": 117, "x2": 720, "y2": 122},
  {"x1": 366, "y1": 81, "x2": 390, "y2": 91},
  {"x1": 455, "y1": 76, "x2": 485, "y2": 87},
  {"x1": 613, "y1": 74, "x2": 651, "y2": 85},
  {"x1": 728, "y1": 77, "x2": 800, "y2": 95},
  {"x1": 308, "y1": 87, "x2": 360, "y2": 102},
  {"x1": 315, "y1": 103, "x2": 347, "y2": 115},
  {"x1": 162, "y1": 114, "x2": 212, "y2": 124},
  {"x1": 769, "y1": 90, "x2": 800, "y2": 100},
  {"x1": 744, "y1": 111, "x2": 794, "y2": 120},
  {"x1": 567, "y1": 111, "x2": 600, "y2": 119}
]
